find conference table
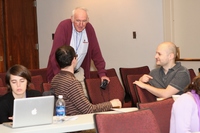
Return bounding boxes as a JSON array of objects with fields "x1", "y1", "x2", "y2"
[{"x1": 0, "y1": 107, "x2": 138, "y2": 133}]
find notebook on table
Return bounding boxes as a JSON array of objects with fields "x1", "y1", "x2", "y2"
[{"x1": 3, "y1": 95, "x2": 55, "y2": 128}]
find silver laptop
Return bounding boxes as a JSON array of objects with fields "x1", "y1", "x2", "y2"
[{"x1": 3, "y1": 95, "x2": 54, "y2": 128}]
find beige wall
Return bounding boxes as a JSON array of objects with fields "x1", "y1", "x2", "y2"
[
  {"x1": 163, "y1": 0, "x2": 200, "y2": 75},
  {"x1": 36, "y1": 0, "x2": 164, "y2": 76}
]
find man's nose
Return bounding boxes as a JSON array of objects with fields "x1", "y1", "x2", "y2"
[
  {"x1": 155, "y1": 54, "x2": 158, "y2": 58},
  {"x1": 79, "y1": 22, "x2": 83, "y2": 26}
]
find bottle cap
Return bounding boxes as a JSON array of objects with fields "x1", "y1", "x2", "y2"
[{"x1": 58, "y1": 95, "x2": 63, "y2": 99}]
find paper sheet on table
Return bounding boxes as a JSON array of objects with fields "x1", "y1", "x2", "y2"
[
  {"x1": 53, "y1": 116, "x2": 78, "y2": 123},
  {"x1": 64, "y1": 116, "x2": 78, "y2": 121},
  {"x1": 111, "y1": 108, "x2": 138, "y2": 113}
]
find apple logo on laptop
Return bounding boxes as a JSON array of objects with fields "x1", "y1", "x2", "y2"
[{"x1": 31, "y1": 108, "x2": 37, "y2": 115}]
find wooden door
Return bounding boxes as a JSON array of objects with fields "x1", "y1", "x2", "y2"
[
  {"x1": 0, "y1": 0, "x2": 6, "y2": 72},
  {"x1": 2, "y1": 0, "x2": 39, "y2": 72}
]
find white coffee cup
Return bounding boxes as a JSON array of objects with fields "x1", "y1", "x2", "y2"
[
  {"x1": 172, "y1": 95, "x2": 180, "y2": 101},
  {"x1": 156, "y1": 98, "x2": 165, "y2": 101}
]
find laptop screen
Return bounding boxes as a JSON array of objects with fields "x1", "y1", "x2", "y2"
[{"x1": 6, "y1": 95, "x2": 54, "y2": 128}]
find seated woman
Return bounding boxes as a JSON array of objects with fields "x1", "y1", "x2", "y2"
[
  {"x1": 51, "y1": 45, "x2": 122, "y2": 116},
  {"x1": 170, "y1": 76, "x2": 200, "y2": 132},
  {"x1": 0, "y1": 64, "x2": 42, "y2": 124}
]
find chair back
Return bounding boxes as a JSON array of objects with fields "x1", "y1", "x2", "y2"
[
  {"x1": 29, "y1": 68, "x2": 47, "y2": 83},
  {"x1": 94, "y1": 109, "x2": 161, "y2": 133},
  {"x1": 29, "y1": 83, "x2": 35, "y2": 90},
  {"x1": 188, "y1": 68, "x2": 196, "y2": 82},
  {"x1": 134, "y1": 84, "x2": 157, "y2": 103},
  {"x1": 42, "y1": 82, "x2": 52, "y2": 92},
  {"x1": 31, "y1": 75, "x2": 44, "y2": 92},
  {"x1": 0, "y1": 87, "x2": 7, "y2": 96},
  {"x1": 85, "y1": 76, "x2": 124, "y2": 104},
  {"x1": 138, "y1": 98, "x2": 174, "y2": 133},
  {"x1": 0, "y1": 78, "x2": 4, "y2": 87},
  {"x1": 89, "y1": 68, "x2": 117, "y2": 79},
  {"x1": 119, "y1": 66, "x2": 150, "y2": 101},
  {"x1": 0, "y1": 72, "x2": 6, "y2": 86},
  {"x1": 127, "y1": 74, "x2": 143, "y2": 106}
]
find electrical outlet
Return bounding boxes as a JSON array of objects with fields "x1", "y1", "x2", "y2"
[{"x1": 133, "y1": 31, "x2": 136, "y2": 39}]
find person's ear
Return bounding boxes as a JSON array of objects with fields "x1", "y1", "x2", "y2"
[
  {"x1": 71, "y1": 57, "x2": 76, "y2": 64},
  {"x1": 169, "y1": 53, "x2": 175, "y2": 60}
]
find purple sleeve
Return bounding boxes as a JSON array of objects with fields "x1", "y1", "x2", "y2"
[
  {"x1": 86, "y1": 24, "x2": 106, "y2": 78},
  {"x1": 47, "y1": 19, "x2": 72, "y2": 82}
]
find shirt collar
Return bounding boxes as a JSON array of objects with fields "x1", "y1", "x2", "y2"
[
  {"x1": 60, "y1": 70, "x2": 75, "y2": 78},
  {"x1": 160, "y1": 62, "x2": 181, "y2": 73}
]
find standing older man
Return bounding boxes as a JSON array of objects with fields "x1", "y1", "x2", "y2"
[
  {"x1": 47, "y1": 7, "x2": 109, "y2": 95},
  {"x1": 134, "y1": 42, "x2": 190, "y2": 98}
]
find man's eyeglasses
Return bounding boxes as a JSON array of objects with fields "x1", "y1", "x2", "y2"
[{"x1": 75, "y1": 20, "x2": 88, "y2": 24}]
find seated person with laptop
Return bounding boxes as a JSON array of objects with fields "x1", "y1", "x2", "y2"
[
  {"x1": 0, "y1": 64, "x2": 42, "y2": 124},
  {"x1": 51, "y1": 45, "x2": 122, "y2": 115}
]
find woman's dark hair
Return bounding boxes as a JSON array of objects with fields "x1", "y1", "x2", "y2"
[
  {"x1": 6, "y1": 64, "x2": 31, "y2": 92},
  {"x1": 184, "y1": 76, "x2": 200, "y2": 95},
  {"x1": 55, "y1": 45, "x2": 76, "y2": 68}
]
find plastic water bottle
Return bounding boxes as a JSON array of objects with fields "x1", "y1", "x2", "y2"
[{"x1": 56, "y1": 95, "x2": 66, "y2": 122}]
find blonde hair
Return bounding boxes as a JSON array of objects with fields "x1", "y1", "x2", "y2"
[{"x1": 71, "y1": 7, "x2": 88, "y2": 19}]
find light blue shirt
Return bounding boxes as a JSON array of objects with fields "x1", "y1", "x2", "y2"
[{"x1": 70, "y1": 24, "x2": 89, "y2": 70}]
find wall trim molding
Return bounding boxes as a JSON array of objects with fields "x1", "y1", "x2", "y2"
[{"x1": 163, "y1": 0, "x2": 174, "y2": 42}]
